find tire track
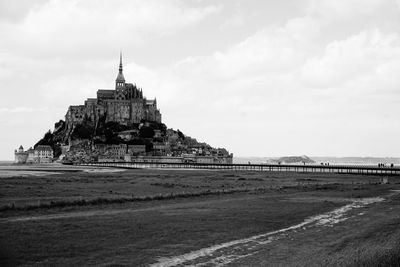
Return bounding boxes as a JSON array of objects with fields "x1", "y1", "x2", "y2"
[{"x1": 150, "y1": 197, "x2": 384, "y2": 267}]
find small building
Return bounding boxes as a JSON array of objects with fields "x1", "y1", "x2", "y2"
[
  {"x1": 108, "y1": 144, "x2": 127, "y2": 159},
  {"x1": 34, "y1": 145, "x2": 54, "y2": 163},
  {"x1": 128, "y1": 145, "x2": 146, "y2": 155}
]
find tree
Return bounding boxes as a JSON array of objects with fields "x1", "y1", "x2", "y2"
[
  {"x1": 54, "y1": 120, "x2": 65, "y2": 132},
  {"x1": 104, "y1": 121, "x2": 128, "y2": 133},
  {"x1": 177, "y1": 129, "x2": 185, "y2": 140},
  {"x1": 139, "y1": 126, "x2": 154, "y2": 138},
  {"x1": 127, "y1": 139, "x2": 145, "y2": 145},
  {"x1": 34, "y1": 130, "x2": 53, "y2": 148},
  {"x1": 144, "y1": 140, "x2": 153, "y2": 152},
  {"x1": 34, "y1": 130, "x2": 63, "y2": 158},
  {"x1": 71, "y1": 124, "x2": 93, "y2": 139},
  {"x1": 105, "y1": 135, "x2": 123, "y2": 144}
]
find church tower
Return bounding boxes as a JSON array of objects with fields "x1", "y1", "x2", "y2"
[{"x1": 115, "y1": 52, "x2": 126, "y2": 100}]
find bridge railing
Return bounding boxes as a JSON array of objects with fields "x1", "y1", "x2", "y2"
[{"x1": 77, "y1": 162, "x2": 400, "y2": 175}]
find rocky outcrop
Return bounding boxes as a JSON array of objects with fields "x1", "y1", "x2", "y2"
[{"x1": 270, "y1": 155, "x2": 315, "y2": 164}]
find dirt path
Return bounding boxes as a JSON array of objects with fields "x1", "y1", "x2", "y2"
[{"x1": 150, "y1": 197, "x2": 385, "y2": 267}]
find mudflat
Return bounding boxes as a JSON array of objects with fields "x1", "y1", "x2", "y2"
[{"x1": 0, "y1": 165, "x2": 399, "y2": 266}]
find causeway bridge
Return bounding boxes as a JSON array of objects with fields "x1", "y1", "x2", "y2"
[{"x1": 80, "y1": 162, "x2": 400, "y2": 176}]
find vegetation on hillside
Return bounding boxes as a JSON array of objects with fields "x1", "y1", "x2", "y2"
[
  {"x1": 34, "y1": 120, "x2": 66, "y2": 158},
  {"x1": 33, "y1": 117, "x2": 212, "y2": 159}
]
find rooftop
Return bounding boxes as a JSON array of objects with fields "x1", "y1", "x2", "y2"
[{"x1": 36, "y1": 145, "x2": 53, "y2": 151}]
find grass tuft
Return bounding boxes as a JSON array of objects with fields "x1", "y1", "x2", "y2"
[{"x1": 0, "y1": 187, "x2": 270, "y2": 212}]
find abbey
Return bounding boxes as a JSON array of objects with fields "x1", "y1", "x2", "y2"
[{"x1": 65, "y1": 54, "x2": 161, "y2": 130}]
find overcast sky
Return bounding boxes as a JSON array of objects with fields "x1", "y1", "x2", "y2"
[{"x1": 1, "y1": 0, "x2": 400, "y2": 160}]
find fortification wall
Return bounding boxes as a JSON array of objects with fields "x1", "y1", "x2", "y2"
[{"x1": 14, "y1": 152, "x2": 28, "y2": 163}]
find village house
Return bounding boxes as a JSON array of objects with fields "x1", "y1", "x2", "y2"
[
  {"x1": 127, "y1": 145, "x2": 146, "y2": 155},
  {"x1": 34, "y1": 145, "x2": 54, "y2": 163}
]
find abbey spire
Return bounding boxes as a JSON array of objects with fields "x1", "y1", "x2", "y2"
[
  {"x1": 115, "y1": 52, "x2": 126, "y2": 101},
  {"x1": 119, "y1": 52, "x2": 123, "y2": 74},
  {"x1": 65, "y1": 52, "x2": 161, "y2": 125},
  {"x1": 116, "y1": 52, "x2": 125, "y2": 85}
]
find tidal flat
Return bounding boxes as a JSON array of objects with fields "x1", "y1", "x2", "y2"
[{"x1": 0, "y1": 165, "x2": 399, "y2": 266}]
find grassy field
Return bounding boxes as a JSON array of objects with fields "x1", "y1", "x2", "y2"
[{"x1": 0, "y1": 165, "x2": 399, "y2": 266}]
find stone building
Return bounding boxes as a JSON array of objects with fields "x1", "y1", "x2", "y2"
[
  {"x1": 127, "y1": 145, "x2": 146, "y2": 155},
  {"x1": 65, "y1": 53, "x2": 161, "y2": 132},
  {"x1": 14, "y1": 145, "x2": 28, "y2": 163},
  {"x1": 14, "y1": 145, "x2": 54, "y2": 164},
  {"x1": 27, "y1": 148, "x2": 35, "y2": 163},
  {"x1": 34, "y1": 145, "x2": 54, "y2": 163}
]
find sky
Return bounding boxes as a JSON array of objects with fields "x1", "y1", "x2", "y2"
[{"x1": 1, "y1": 0, "x2": 400, "y2": 160}]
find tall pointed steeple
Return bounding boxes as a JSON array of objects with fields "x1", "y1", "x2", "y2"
[
  {"x1": 115, "y1": 52, "x2": 126, "y2": 100},
  {"x1": 116, "y1": 51, "x2": 125, "y2": 84},
  {"x1": 119, "y1": 51, "x2": 123, "y2": 74}
]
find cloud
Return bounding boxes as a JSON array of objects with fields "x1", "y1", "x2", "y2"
[
  {"x1": 0, "y1": 107, "x2": 48, "y2": 114},
  {"x1": 152, "y1": 17, "x2": 400, "y2": 156},
  {"x1": 306, "y1": 0, "x2": 384, "y2": 19},
  {"x1": 0, "y1": 0, "x2": 49, "y2": 22},
  {"x1": 0, "y1": 0, "x2": 221, "y2": 59},
  {"x1": 219, "y1": 14, "x2": 244, "y2": 29},
  {"x1": 171, "y1": 24, "x2": 400, "y2": 104},
  {"x1": 301, "y1": 29, "x2": 400, "y2": 88},
  {"x1": 1, "y1": 0, "x2": 399, "y2": 159},
  {"x1": 174, "y1": 16, "x2": 320, "y2": 80},
  {"x1": 304, "y1": 0, "x2": 400, "y2": 42}
]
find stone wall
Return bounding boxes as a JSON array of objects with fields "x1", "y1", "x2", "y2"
[{"x1": 14, "y1": 152, "x2": 28, "y2": 163}]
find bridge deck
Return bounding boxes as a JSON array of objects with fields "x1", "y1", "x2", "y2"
[{"x1": 79, "y1": 162, "x2": 400, "y2": 176}]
